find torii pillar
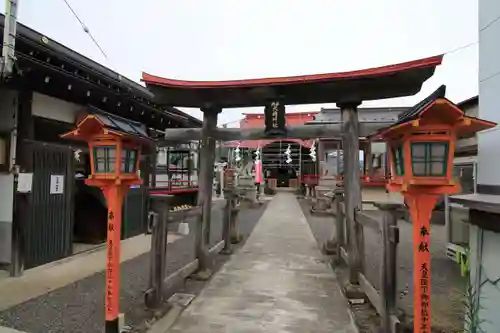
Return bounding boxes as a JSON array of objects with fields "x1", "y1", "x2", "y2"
[
  {"x1": 195, "y1": 105, "x2": 221, "y2": 278},
  {"x1": 339, "y1": 102, "x2": 364, "y2": 284}
]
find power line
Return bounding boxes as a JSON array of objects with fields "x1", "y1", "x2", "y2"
[
  {"x1": 443, "y1": 41, "x2": 478, "y2": 56},
  {"x1": 480, "y1": 14, "x2": 500, "y2": 32},
  {"x1": 61, "y1": 0, "x2": 108, "y2": 60},
  {"x1": 441, "y1": 14, "x2": 500, "y2": 56},
  {"x1": 480, "y1": 69, "x2": 500, "y2": 83}
]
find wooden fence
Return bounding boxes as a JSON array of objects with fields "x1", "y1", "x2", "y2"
[
  {"x1": 333, "y1": 189, "x2": 403, "y2": 333},
  {"x1": 144, "y1": 189, "x2": 241, "y2": 308}
]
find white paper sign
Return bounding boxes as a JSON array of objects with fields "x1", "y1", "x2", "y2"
[
  {"x1": 50, "y1": 175, "x2": 64, "y2": 194},
  {"x1": 17, "y1": 173, "x2": 33, "y2": 193}
]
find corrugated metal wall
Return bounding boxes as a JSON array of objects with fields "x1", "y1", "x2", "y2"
[
  {"x1": 122, "y1": 187, "x2": 146, "y2": 239},
  {"x1": 24, "y1": 143, "x2": 74, "y2": 269}
]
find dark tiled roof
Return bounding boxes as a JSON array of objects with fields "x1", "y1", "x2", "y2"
[
  {"x1": 307, "y1": 107, "x2": 409, "y2": 124},
  {"x1": 457, "y1": 95, "x2": 478, "y2": 108},
  {"x1": 394, "y1": 85, "x2": 447, "y2": 125},
  {"x1": 88, "y1": 106, "x2": 150, "y2": 139},
  {"x1": 367, "y1": 85, "x2": 447, "y2": 139}
]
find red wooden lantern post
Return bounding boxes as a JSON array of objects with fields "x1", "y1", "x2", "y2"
[
  {"x1": 371, "y1": 87, "x2": 496, "y2": 333},
  {"x1": 61, "y1": 113, "x2": 153, "y2": 333}
]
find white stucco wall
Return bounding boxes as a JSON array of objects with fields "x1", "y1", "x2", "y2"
[
  {"x1": 478, "y1": 0, "x2": 500, "y2": 186},
  {"x1": 32, "y1": 92, "x2": 81, "y2": 124},
  {"x1": 473, "y1": 0, "x2": 500, "y2": 331},
  {"x1": 469, "y1": 225, "x2": 500, "y2": 332}
]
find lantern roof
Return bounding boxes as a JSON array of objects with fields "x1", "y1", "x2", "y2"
[
  {"x1": 85, "y1": 107, "x2": 151, "y2": 138},
  {"x1": 369, "y1": 85, "x2": 497, "y2": 140},
  {"x1": 61, "y1": 107, "x2": 154, "y2": 147}
]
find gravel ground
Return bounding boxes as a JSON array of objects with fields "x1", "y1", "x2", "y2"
[
  {"x1": 0, "y1": 201, "x2": 269, "y2": 333},
  {"x1": 299, "y1": 199, "x2": 466, "y2": 333}
]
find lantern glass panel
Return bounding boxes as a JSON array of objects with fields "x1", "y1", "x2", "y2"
[
  {"x1": 129, "y1": 150, "x2": 138, "y2": 172},
  {"x1": 94, "y1": 146, "x2": 116, "y2": 173},
  {"x1": 411, "y1": 142, "x2": 449, "y2": 177},
  {"x1": 391, "y1": 145, "x2": 404, "y2": 176},
  {"x1": 121, "y1": 148, "x2": 139, "y2": 173}
]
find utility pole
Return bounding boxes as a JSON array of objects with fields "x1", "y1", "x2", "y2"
[{"x1": 1, "y1": 0, "x2": 19, "y2": 80}]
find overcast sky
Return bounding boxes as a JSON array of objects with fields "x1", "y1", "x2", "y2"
[{"x1": 11, "y1": 0, "x2": 478, "y2": 125}]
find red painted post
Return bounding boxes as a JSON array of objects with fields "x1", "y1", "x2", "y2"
[
  {"x1": 103, "y1": 185, "x2": 127, "y2": 333},
  {"x1": 405, "y1": 194, "x2": 439, "y2": 333},
  {"x1": 60, "y1": 113, "x2": 151, "y2": 333}
]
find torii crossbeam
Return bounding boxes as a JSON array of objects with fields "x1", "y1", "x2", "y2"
[{"x1": 156, "y1": 121, "x2": 393, "y2": 143}]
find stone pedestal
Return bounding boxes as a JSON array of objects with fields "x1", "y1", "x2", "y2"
[
  {"x1": 238, "y1": 176, "x2": 254, "y2": 187},
  {"x1": 237, "y1": 176, "x2": 257, "y2": 205}
]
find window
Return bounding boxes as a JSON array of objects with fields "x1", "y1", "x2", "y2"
[
  {"x1": 156, "y1": 148, "x2": 168, "y2": 166},
  {"x1": 94, "y1": 146, "x2": 116, "y2": 173},
  {"x1": 167, "y1": 149, "x2": 192, "y2": 189},
  {"x1": 121, "y1": 148, "x2": 138, "y2": 173},
  {"x1": 411, "y1": 142, "x2": 448, "y2": 177},
  {"x1": 453, "y1": 163, "x2": 475, "y2": 194},
  {"x1": 391, "y1": 145, "x2": 404, "y2": 176}
]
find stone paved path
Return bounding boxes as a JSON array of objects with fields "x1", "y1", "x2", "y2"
[{"x1": 167, "y1": 192, "x2": 356, "y2": 333}]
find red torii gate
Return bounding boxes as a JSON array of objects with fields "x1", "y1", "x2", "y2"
[{"x1": 141, "y1": 55, "x2": 444, "y2": 287}]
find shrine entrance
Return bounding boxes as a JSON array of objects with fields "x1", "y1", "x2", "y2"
[
  {"x1": 140, "y1": 55, "x2": 444, "y2": 332},
  {"x1": 224, "y1": 138, "x2": 316, "y2": 190},
  {"x1": 142, "y1": 54, "x2": 443, "y2": 264},
  {"x1": 269, "y1": 164, "x2": 296, "y2": 188}
]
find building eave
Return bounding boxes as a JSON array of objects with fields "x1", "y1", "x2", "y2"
[
  {"x1": 307, "y1": 107, "x2": 409, "y2": 124},
  {"x1": 0, "y1": 14, "x2": 200, "y2": 129}
]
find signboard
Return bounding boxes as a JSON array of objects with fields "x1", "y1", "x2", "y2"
[
  {"x1": 264, "y1": 101, "x2": 286, "y2": 136},
  {"x1": 17, "y1": 173, "x2": 33, "y2": 193},
  {"x1": 50, "y1": 175, "x2": 64, "y2": 194}
]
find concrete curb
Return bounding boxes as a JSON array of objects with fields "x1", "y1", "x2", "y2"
[
  {"x1": 0, "y1": 326, "x2": 27, "y2": 333},
  {"x1": 347, "y1": 309, "x2": 361, "y2": 333},
  {"x1": 0, "y1": 233, "x2": 183, "y2": 311},
  {"x1": 146, "y1": 305, "x2": 183, "y2": 333}
]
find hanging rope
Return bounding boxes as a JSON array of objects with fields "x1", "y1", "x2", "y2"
[
  {"x1": 309, "y1": 140, "x2": 317, "y2": 162},
  {"x1": 234, "y1": 142, "x2": 241, "y2": 162},
  {"x1": 285, "y1": 144, "x2": 292, "y2": 164}
]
